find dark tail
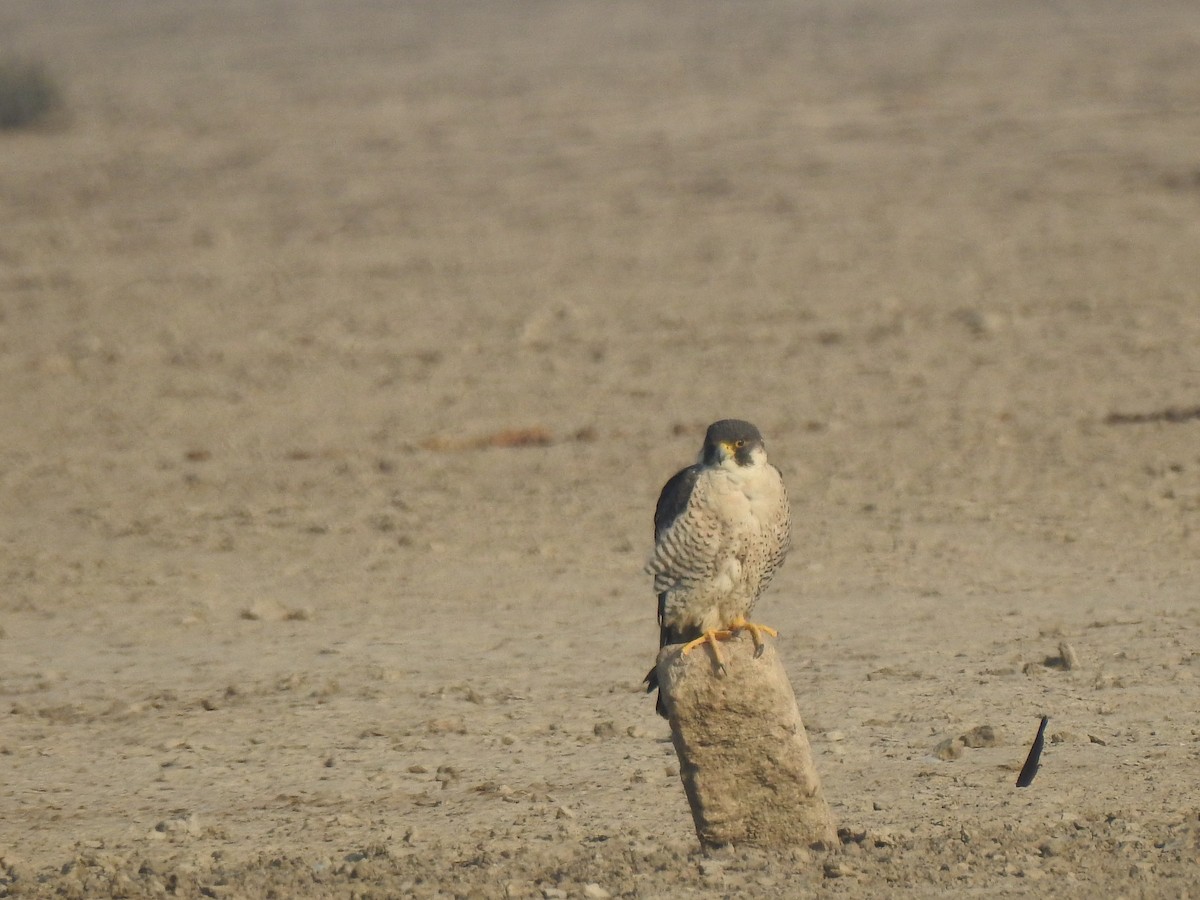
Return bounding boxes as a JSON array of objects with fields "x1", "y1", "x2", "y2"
[
  {"x1": 644, "y1": 665, "x2": 668, "y2": 718},
  {"x1": 645, "y1": 605, "x2": 681, "y2": 719}
]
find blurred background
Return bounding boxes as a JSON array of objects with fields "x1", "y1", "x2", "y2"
[{"x1": 2, "y1": 0, "x2": 1200, "y2": 889}]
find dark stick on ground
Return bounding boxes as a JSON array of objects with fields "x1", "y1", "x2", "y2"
[
  {"x1": 1016, "y1": 715, "x2": 1049, "y2": 788},
  {"x1": 1104, "y1": 405, "x2": 1200, "y2": 425}
]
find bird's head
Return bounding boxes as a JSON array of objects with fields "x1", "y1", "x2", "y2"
[{"x1": 700, "y1": 419, "x2": 767, "y2": 468}]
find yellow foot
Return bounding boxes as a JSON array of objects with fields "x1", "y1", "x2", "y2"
[
  {"x1": 680, "y1": 629, "x2": 735, "y2": 670},
  {"x1": 727, "y1": 616, "x2": 779, "y2": 657}
]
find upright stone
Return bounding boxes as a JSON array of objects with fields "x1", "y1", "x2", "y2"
[{"x1": 656, "y1": 635, "x2": 837, "y2": 851}]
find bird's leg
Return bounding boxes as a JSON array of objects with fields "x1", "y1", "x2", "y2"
[
  {"x1": 680, "y1": 629, "x2": 735, "y2": 671},
  {"x1": 679, "y1": 618, "x2": 779, "y2": 668},
  {"x1": 728, "y1": 616, "x2": 779, "y2": 657}
]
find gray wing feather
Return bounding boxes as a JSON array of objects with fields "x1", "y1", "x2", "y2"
[
  {"x1": 645, "y1": 465, "x2": 716, "y2": 718},
  {"x1": 653, "y1": 464, "x2": 700, "y2": 542},
  {"x1": 647, "y1": 464, "x2": 723, "y2": 601}
]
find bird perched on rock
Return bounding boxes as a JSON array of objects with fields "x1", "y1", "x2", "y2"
[{"x1": 644, "y1": 419, "x2": 792, "y2": 717}]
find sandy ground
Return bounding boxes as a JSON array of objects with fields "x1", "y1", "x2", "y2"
[{"x1": 3, "y1": 0, "x2": 1200, "y2": 896}]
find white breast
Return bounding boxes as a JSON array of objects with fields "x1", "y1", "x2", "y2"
[{"x1": 654, "y1": 459, "x2": 791, "y2": 636}]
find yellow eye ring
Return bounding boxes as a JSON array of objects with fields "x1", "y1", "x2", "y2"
[{"x1": 733, "y1": 439, "x2": 745, "y2": 449}]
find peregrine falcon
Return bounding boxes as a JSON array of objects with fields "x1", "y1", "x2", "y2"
[{"x1": 644, "y1": 419, "x2": 792, "y2": 717}]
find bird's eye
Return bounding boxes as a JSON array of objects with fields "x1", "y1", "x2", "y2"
[{"x1": 734, "y1": 440, "x2": 745, "y2": 449}]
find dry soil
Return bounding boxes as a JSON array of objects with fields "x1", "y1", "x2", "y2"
[{"x1": 3, "y1": 1, "x2": 1200, "y2": 897}]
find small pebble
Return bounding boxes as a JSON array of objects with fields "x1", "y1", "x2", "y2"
[
  {"x1": 933, "y1": 737, "x2": 962, "y2": 760},
  {"x1": 960, "y1": 725, "x2": 998, "y2": 748},
  {"x1": 698, "y1": 860, "x2": 724, "y2": 878},
  {"x1": 1058, "y1": 641, "x2": 1079, "y2": 670}
]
